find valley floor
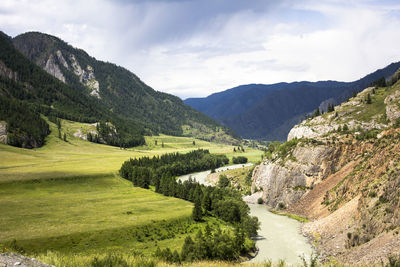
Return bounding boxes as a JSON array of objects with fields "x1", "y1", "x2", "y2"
[{"x1": 0, "y1": 118, "x2": 262, "y2": 266}]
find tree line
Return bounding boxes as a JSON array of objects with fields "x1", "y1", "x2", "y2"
[{"x1": 119, "y1": 149, "x2": 229, "y2": 189}]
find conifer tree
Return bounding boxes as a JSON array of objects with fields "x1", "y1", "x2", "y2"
[
  {"x1": 192, "y1": 198, "x2": 203, "y2": 221},
  {"x1": 367, "y1": 93, "x2": 372, "y2": 104}
]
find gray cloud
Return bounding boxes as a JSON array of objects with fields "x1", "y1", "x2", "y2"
[{"x1": 1, "y1": 0, "x2": 400, "y2": 98}]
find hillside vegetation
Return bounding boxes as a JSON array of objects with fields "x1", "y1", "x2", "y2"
[{"x1": 250, "y1": 76, "x2": 400, "y2": 264}]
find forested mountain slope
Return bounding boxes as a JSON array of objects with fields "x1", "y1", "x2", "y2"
[
  {"x1": 185, "y1": 63, "x2": 400, "y2": 141},
  {"x1": 0, "y1": 31, "x2": 150, "y2": 148},
  {"x1": 11, "y1": 32, "x2": 238, "y2": 144}
]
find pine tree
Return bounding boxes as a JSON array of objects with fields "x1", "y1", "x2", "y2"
[
  {"x1": 192, "y1": 198, "x2": 203, "y2": 221},
  {"x1": 327, "y1": 103, "x2": 335, "y2": 112},
  {"x1": 181, "y1": 236, "x2": 195, "y2": 261},
  {"x1": 313, "y1": 108, "x2": 320, "y2": 118},
  {"x1": 367, "y1": 93, "x2": 372, "y2": 104}
]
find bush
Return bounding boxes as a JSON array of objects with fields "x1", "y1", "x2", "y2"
[
  {"x1": 257, "y1": 198, "x2": 264, "y2": 204},
  {"x1": 386, "y1": 254, "x2": 400, "y2": 267},
  {"x1": 278, "y1": 202, "x2": 286, "y2": 210},
  {"x1": 90, "y1": 253, "x2": 129, "y2": 267},
  {"x1": 218, "y1": 174, "x2": 230, "y2": 188},
  {"x1": 232, "y1": 156, "x2": 248, "y2": 164}
]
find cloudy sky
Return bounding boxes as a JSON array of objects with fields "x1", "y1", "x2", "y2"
[{"x1": 1, "y1": 0, "x2": 400, "y2": 98}]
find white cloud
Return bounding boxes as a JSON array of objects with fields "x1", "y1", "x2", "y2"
[{"x1": 1, "y1": 0, "x2": 400, "y2": 98}]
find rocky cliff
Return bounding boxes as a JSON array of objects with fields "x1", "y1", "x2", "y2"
[{"x1": 250, "y1": 79, "x2": 400, "y2": 264}]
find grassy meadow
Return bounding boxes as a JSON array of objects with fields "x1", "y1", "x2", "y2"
[{"x1": 0, "y1": 118, "x2": 262, "y2": 265}]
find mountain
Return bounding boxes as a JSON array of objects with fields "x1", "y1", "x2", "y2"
[
  {"x1": 0, "y1": 31, "x2": 238, "y2": 148},
  {"x1": 185, "y1": 63, "x2": 400, "y2": 141},
  {"x1": 247, "y1": 75, "x2": 400, "y2": 263}
]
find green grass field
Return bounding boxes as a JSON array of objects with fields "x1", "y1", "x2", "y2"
[
  {"x1": 0, "y1": 118, "x2": 262, "y2": 264},
  {"x1": 0, "y1": 119, "x2": 261, "y2": 183}
]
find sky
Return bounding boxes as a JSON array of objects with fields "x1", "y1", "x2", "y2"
[{"x1": 1, "y1": 0, "x2": 400, "y2": 99}]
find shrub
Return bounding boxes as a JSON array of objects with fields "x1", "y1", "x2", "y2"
[
  {"x1": 232, "y1": 156, "x2": 248, "y2": 164},
  {"x1": 90, "y1": 253, "x2": 129, "y2": 267},
  {"x1": 257, "y1": 198, "x2": 264, "y2": 204},
  {"x1": 218, "y1": 175, "x2": 230, "y2": 188},
  {"x1": 278, "y1": 202, "x2": 286, "y2": 210}
]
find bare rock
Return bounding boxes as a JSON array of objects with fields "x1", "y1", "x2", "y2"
[
  {"x1": 0, "y1": 121, "x2": 7, "y2": 144},
  {"x1": 0, "y1": 60, "x2": 17, "y2": 81},
  {"x1": 385, "y1": 89, "x2": 400, "y2": 123},
  {"x1": 44, "y1": 54, "x2": 65, "y2": 83},
  {"x1": 0, "y1": 253, "x2": 53, "y2": 267}
]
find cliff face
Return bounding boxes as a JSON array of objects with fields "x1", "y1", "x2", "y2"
[
  {"x1": 250, "y1": 80, "x2": 400, "y2": 264},
  {"x1": 251, "y1": 144, "x2": 338, "y2": 209}
]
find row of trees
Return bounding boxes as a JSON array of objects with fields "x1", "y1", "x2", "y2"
[{"x1": 119, "y1": 149, "x2": 229, "y2": 189}]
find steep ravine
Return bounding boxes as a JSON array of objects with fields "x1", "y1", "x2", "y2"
[{"x1": 250, "y1": 84, "x2": 400, "y2": 264}]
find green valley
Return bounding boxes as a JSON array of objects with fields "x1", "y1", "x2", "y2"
[{"x1": 0, "y1": 117, "x2": 262, "y2": 266}]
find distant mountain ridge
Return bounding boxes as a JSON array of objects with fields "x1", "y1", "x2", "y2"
[
  {"x1": 185, "y1": 62, "x2": 400, "y2": 141},
  {"x1": 0, "y1": 31, "x2": 238, "y2": 147}
]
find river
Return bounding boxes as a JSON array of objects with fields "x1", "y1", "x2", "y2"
[
  {"x1": 248, "y1": 203, "x2": 314, "y2": 265},
  {"x1": 177, "y1": 163, "x2": 253, "y2": 185},
  {"x1": 178, "y1": 164, "x2": 314, "y2": 265}
]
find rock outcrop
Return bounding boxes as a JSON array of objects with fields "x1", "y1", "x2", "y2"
[
  {"x1": 0, "y1": 253, "x2": 53, "y2": 267},
  {"x1": 43, "y1": 54, "x2": 65, "y2": 82},
  {"x1": 385, "y1": 89, "x2": 400, "y2": 124},
  {"x1": 0, "y1": 121, "x2": 7, "y2": 144},
  {"x1": 250, "y1": 144, "x2": 339, "y2": 209},
  {"x1": 288, "y1": 87, "x2": 387, "y2": 141},
  {"x1": 69, "y1": 55, "x2": 100, "y2": 98},
  {"x1": 0, "y1": 60, "x2": 17, "y2": 81}
]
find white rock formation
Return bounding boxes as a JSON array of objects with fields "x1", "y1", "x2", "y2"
[
  {"x1": 0, "y1": 121, "x2": 7, "y2": 144},
  {"x1": 385, "y1": 89, "x2": 400, "y2": 124},
  {"x1": 44, "y1": 54, "x2": 66, "y2": 83},
  {"x1": 0, "y1": 60, "x2": 18, "y2": 81},
  {"x1": 69, "y1": 54, "x2": 100, "y2": 98},
  {"x1": 56, "y1": 50, "x2": 69, "y2": 69}
]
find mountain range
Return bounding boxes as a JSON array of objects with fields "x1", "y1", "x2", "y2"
[
  {"x1": 185, "y1": 63, "x2": 400, "y2": 141},
  {"x1": 0, "y1": 31, "x2": 237, "y2": 148}
]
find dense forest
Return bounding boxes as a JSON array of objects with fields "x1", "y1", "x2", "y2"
[
  {"x1": 0, "y1": 31, "x2": 144, "y2": 148},
  {"x1": 119, "y1": 149, "x2": 259, "y2": 262},
  {"x1": 0, "y1": 95, "x2": 49, "y2": 148}
]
